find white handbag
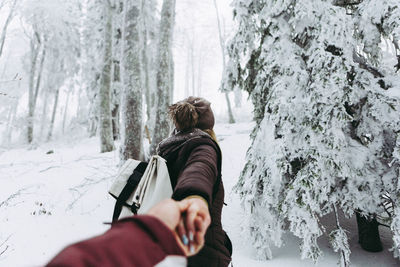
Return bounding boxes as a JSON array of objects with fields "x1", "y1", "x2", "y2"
[{"x1": 109, "y1": 155, "x2": 173, "y2": 221}]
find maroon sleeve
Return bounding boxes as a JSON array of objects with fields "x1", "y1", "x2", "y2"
[
  {"x1": 46, "y1": 216, "x2": 184, "y2": 267},
  {"x1": 172, "y1": 144, "x2": 218, "y2": 205}
]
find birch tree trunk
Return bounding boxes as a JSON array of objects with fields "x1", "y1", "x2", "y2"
[
  {"x1": 150, "y1": 0, "x2": 176, "y2": 154},
  {"x1": 0, "y1": 0, "x2": 17, "y2": 58},
  {"x1": 213, "y1": 0, "x2": 235, "y2": 123},
  {"x1": 120, "y1": 0, "x2": 143, "y2": 160},
  {"x1": 99, "y1": 1, "x2": 115, "y2": 153}
]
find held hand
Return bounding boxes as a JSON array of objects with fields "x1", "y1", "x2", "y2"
[
  {"x1": 147, "y1": 198, "x2": 211, "y2": 256},
  {"x1": 177, "y1": 196, "x2": 211, "y2": 255},
  {"x1": 147, "y1": 199, "x2": 189, "y2": 233}
]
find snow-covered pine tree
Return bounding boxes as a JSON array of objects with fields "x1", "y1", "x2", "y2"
[{"x1": 224, "y1": 0, "x2": 400, "y2": 265}]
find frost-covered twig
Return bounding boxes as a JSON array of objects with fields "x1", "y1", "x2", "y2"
[
  {"x1": 0, "y1": 185, "x2": 40, "y2": 208},
  {"x1": 331, "y1": 205, "x2": 350, "y2": 267},
  {"x1": 0, "y1": 235, "x2": 11, "y2": 249},
  {"x1": 0, "y1": 235, "x2": 12, "y2": 257},
  {"x1": 66, "y1": 175, "x2": 112, "y2": 210},
  {"x1": 39, "y1": 165, "x2": 61, "y2": 172},
  {"x1": 0, "y1": 73, "x2": 22, "y2": 84},
  {"x1": 66, "y1": 188, "x2": 89, "y2": 211},
  {"x1": 332, "y1": 0, "x2": 363, "y2": 7}
]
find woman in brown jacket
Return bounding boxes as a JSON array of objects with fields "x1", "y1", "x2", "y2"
[{"x1": 157, "y1": 96, "x2": 232, "y2": 267}]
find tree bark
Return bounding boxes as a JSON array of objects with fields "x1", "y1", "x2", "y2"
[
  {"x1": 120, "y1": 0, "x2": 143, "y2": 160},
  {"x1": 99, "y1": 2, "x2": 115, "y2": 153},
  {"x1": 150, "y1": 0, "x2": 176, "y2": 154},
  {"x1": 140, "y1": 0, "x2": 151, "y2": 120}
]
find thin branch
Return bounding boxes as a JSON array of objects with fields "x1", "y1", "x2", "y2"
[
  {"x1": 0, "y1": 235, "x2": 11, "y2": 248},
  {"x1": 333, "y1": 205, "x2": 349, "y2": 267},
  {"x1": 0, "y1": 73, "x2": 22, "y2": 84},
  {"x1": 0, "y1": 185, "x2": 39, "y2": 208},
  {"x1": 352, "y1": 50, "x2": 384, "y2": 78},
  {"x1": 332, "y1": 0, "x2": 363, "y2": 7},
  {"x1": 0, "y1": 245, "x2": 9, "y2": 257},
  {"x1": 39, "y1": 165, "x2": 61, "y2": 173},
  {"x1": 0, "y1": 234, "x2": 12, "y2": 257}
]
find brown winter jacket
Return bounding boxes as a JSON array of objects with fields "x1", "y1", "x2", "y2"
[{"x1": 158, "y1": 129, "x2": 232, "y2": 267}]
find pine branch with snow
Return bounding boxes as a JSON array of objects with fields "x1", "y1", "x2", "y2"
[{"x1": 226, "y1": 0, "x2": 400, "y2": 262}]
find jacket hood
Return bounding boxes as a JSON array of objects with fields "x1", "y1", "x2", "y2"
[{"x1": 157, "y1": 128, "x2": 211, "y2": 156}]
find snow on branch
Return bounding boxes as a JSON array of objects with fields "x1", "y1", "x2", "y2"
[
  {"x1": 0, "y1": 235, "x2": 12, "y2": 258},
  {"x1": 332, "y1": 0, "x2": 363, "y2": 7}
]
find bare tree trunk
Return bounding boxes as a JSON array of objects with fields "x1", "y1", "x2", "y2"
[
  {"x1": 62, "y1": 86, "x2": 72, "y2": 134},
  {"x1": 169, "y1": 52, "x2": 174, "y2": 101},
  {"x1": 99, "y1": 2, "x2": 115, "y2": 153},
  {"x1": 213, "y1": 0, "x2": 235, "y2": 123},
  {"x1": 3, "y1": 98, "x2": 18, "y2": 146},
  {"x1": 184, "y1": 47, "x2": 190, "y2": 97},
  {"x1": 190, "y1": 42, "x2": 195, "y2": 95},
  {"x1": 0, "y1": 0, "x2": 17, "y2": 59},
  {"x1": 234, "y1": 87, "x2": 242, "y2": 107},
  {"x1": 111, "y1": 104, "x2": 119, "y2": 140},
  {"x1": 120, "y1": 0, "x2": 143, "y2": 160},
  {"x1": 27, "y1": 33, "x2": 40, "y2": 143},
  {"x1": 140, "y1": 0, "x2": 151, "y2": 120},
  {"x1": 33, "y1": 45, "x2": 46, "y2": 112},
  {"x1": 39, "y1": 85, "x2": 49, "y2": 140},
  {"x1": 150, "y1": 0, "x2": 176, "y2": 154},
  {"x1": 197, "y1": 44, "x2": 203, "y2": 96},
  {"x1": 47, "y1": 87, "x2": 60, "y2": 141}
]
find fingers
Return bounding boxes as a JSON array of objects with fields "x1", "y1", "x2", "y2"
[
  {"x1": 177, "y1": 199, "x2": 190, "y2": 213},
  {"x1": 148, "y1": 198, "x2": 211, "y2": 256},
  {"x1": 181, "y1": 197, "x2": 210, "y2": 255},
  {"x1": 176, "y1": 218, "x2": 189, "y2": 247}
]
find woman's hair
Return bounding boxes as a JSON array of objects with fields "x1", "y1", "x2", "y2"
[
  {"x1": 203, "y1": 129, "x2": 218, "y2": 143},
  {"x1": 168, "y1": 97, "x2": 217, "y2": 142},
  {"x1": 168, "y1": 101, "x2": 199, "y2": 131}
]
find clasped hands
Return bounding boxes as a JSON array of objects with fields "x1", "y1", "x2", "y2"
[{"x1": 147, "y1": 197, "x2": 211, "y2": 256}]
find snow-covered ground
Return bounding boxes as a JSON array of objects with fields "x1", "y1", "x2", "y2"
[{"x1": 0, "y1": 122, "x2": 399, "y2": 266}]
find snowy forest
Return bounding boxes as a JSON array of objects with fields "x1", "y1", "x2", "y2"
[{"x1": 0, "y1": 0, "x2": 399, "y2": 266}]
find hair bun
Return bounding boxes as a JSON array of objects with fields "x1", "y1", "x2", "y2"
[{"x1": 168, "y1": 101, "x2": 199, "y2": 131}]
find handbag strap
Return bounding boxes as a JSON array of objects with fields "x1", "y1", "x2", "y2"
[{"x1": 112, "y1": 161, "x2": 148, "y2": 222}]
